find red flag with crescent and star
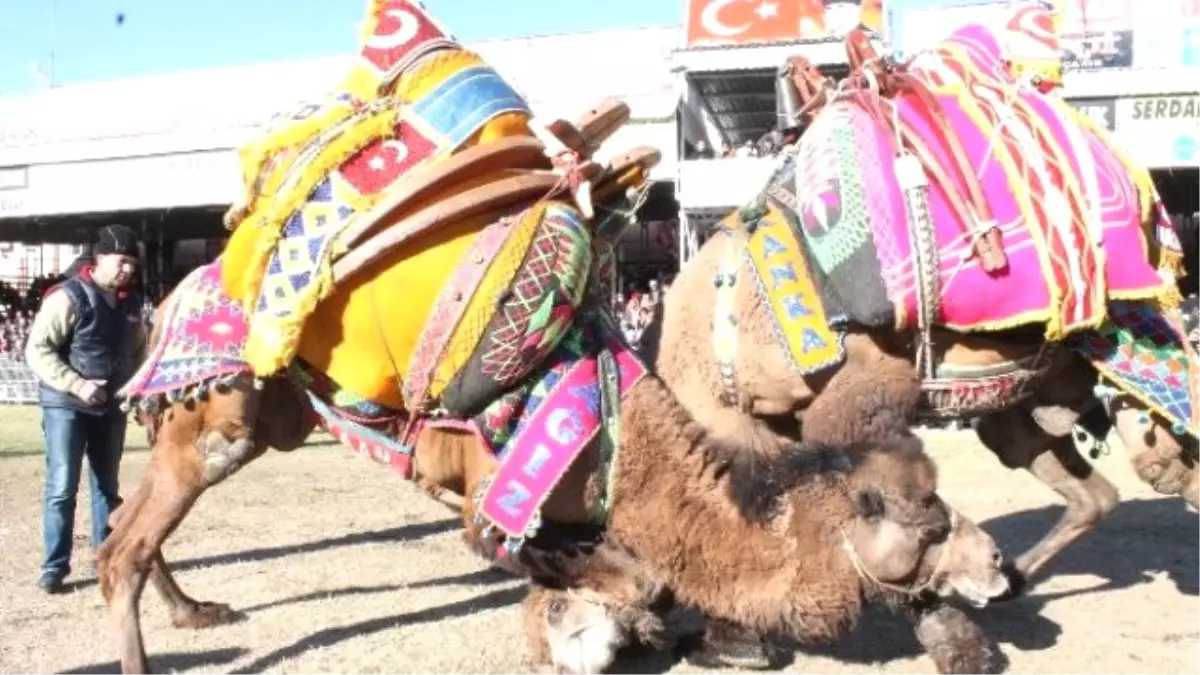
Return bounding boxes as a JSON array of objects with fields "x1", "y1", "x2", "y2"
[
  {"x1": 337, "y1": 0, "x2": 455, "y2": 194},
  {"x1": 685, "y1": 0, "x2": 883, "y2": 48},
  {"x1": 338, "y1": 121, "x2": 440, "y2": 195},
  {"x1": 358, "y1": 0, "x2": 453, "y2": 74}
]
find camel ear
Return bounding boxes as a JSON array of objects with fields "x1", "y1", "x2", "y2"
[{"x1": 853, "y1": 488, "x2": 887, "y2": 521}]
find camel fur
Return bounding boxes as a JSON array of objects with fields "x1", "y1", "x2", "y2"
[
  {"x1": 99, "y1": 306, "x2": 1010, "y2": 674},
  {"x1": 639, "y1": 223, "x2": 1198, "y2": 605},
  {"x1": 518, "y1": 404, "x2": 1007, "y2": 674}
]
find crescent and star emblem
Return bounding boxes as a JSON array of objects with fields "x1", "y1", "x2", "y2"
[
  {"x1": 365, "y1": 8, "x2": 421, "y2": 51},
  {"x1": 700, "y1": 0, "x2": 751, "y2": 37}
]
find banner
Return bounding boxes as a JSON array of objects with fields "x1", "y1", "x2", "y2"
[
  {"x1": 887, "y1": 0, "x2": 1050, "y2": 59},
  {"x1": 1066, "y1": 97, "x2": 1117, "y2": 130},
  {"x1": 1131, "y1": 0, "x2": 1200, "y2": 69},
  {"x1": 1056, "y1": 0, "x2": 1134, "y2": 71},
  {"x1": 684, "y1": 0, "x2": 884, "y2": 48},
  {"x1": 1112, "y1": 94, "x2": 1200, "y2": 167}
]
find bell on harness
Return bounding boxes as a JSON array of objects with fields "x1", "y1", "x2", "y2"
[{"x1": 775, "y1": 61, "x2": 805, "y2": 134}]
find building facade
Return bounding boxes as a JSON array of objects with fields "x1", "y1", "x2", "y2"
[
  {"x1": 0, "y1": 25, "x2": 682, "y2": 289},
  {"x1": 671, "y1": 0, "x2": 1200, "y2": 263}
]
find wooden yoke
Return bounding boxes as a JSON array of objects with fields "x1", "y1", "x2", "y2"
[{"x1": 333, "y1": 98, "x2": 634, "y2": 261}]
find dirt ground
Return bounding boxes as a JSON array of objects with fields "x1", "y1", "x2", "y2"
[{"x1": 0, "y1": 406, "x2": 1195, "y2": 674}]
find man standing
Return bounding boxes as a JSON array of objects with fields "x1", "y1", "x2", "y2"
[{"x1": 25, "y1": 224, "x2": 145, "y2": 593}]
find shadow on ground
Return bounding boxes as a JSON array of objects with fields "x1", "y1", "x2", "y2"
[
  {"x1": 171, "y1": 518, "x2": 459, "y2": 572},
  {"x1": 58, "y1": 648, "x2": 249, "y2": 674},
  {"x1": 228, "y1": 586, "x2": 525, "y2": 673},
  {"x1": 982, "y1": 497, "x2": 1198, "y2": 597}
]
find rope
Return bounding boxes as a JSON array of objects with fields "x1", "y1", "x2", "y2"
[{"x1": 839, "y1": 507, "x2": 959, "y2": 597}]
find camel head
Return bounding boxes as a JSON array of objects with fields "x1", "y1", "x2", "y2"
[
  {"x1": 524, "y1": 586, "x2": 624, "y2": 675},
  {"x1": 521, "y1": 542, "x2": 671, "y2": 675},
  {"x1": 838, "y1": 436, "x2": 1009, "y2": 607}
]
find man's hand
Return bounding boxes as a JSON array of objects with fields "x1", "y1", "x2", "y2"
[{"x1": 78, "y1": 379, "x2": 108, "y2": 406}]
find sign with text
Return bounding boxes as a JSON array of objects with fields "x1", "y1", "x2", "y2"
[
  {"x1": 1056, "y1": 0, "x2": 1135, "y2": 70},
  {"x1": 1067, "y1": 97, "x2": 1117, "y2": 130},
  {"x1": 1114, "y1": 94, "x2": 1200, "y2": 167},
  {"x1": 1130, "y1": 0, "x2": 1200, "y2": 68},
  {"x1": 684, "y1": 0, "x2": 883, "y2": 48}
]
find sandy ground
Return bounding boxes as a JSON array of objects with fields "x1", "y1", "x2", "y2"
[{"x1": 0, "y1": 407, "x2": 1195, "y2": 674}]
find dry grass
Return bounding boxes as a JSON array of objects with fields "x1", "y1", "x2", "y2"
[{"x1": 0, "y1": 409, "x2": 1195, "y2": 674}]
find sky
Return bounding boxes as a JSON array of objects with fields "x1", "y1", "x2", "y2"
[{"x1": 0, "y1": 0, "x2": 681, "y2": 95}]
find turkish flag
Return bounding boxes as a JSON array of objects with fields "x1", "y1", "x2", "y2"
[
  {"x1": 686, "y1": 0, "x2": 804, "y2": 46},
  {"x1": 339, "y1": 122, "x2": 438, "y2": 195},
  {"x1": 359, "y1": 0, "x2": 449, "y2": 74}
]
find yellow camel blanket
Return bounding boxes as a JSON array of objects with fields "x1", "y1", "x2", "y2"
[{"x1": 219, "y1": 0, "x2": 539, "y2": 384}]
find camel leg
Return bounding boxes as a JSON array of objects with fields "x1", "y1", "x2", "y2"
[
  {"x1": 910, "y1": 601, "x2": 1001, "y2": 674},
  {"x1": 1109, "y1": 396, "x2": 1200, "y2": 509},
  {"x1": 683, "y1": 618, "x2": 778, "y2": 670},
  {"x1": 976, "y1": 406, "x2": 1119, "y2": 597},
  {"x1": 107, "y1": 492, "x2": 243, "y2": 629},
  {"x1": 97, "y1": 382, "x2": 271, "y2": 674}
]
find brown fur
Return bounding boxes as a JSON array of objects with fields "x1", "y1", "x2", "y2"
[
  {"x1": 99, "y1": 351, "x2": 1002, "y2": 674},
  {"x1": 913, "y1": 603, "x2": 1002, "y2": 674},
  {"x1": 519, "y1": 384, "x2": 1001, "y2": 672},
  {"x1": 646, "y1": 227, "x2": 1199, "y2": 599}
]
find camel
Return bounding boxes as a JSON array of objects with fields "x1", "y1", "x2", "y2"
[
  {"x1": 634, "y1": 25, "x2": 1199, "y2": 617},
  {"x1": 101, "y1": 316, "x2": 1010, "y2": 674},
  {"x1": 521, "y1": 432, "x2": 1008, "y2": 675}
]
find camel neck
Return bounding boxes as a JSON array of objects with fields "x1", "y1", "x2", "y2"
[{"x1": 606, "y1": 375, "x2": 863, "y2": 637}]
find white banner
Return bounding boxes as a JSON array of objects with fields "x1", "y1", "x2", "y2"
[{"x1": 1113, "y1": 93, "x2": 1200, "y2": 167}]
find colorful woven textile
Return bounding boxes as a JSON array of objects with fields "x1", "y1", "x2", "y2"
[
  {"x1": 782, "y1": 21, "x2": 1177, "y2": 341},
  {"x1": 119, "y1": 261, "x2": 253, "y2": 409},
  {"x1": 1072, "y1": 300, "x2": 1199, "y2": 439},
  {"x1": 219, "y1": 0, "x2": 534, "y2": 377},
  {"x1": 734, "y1": 199, "x2": 847, "y2": 374},
  {"x1": 472, "y1": 317, "x2": 647, "y2": 542},
  {"x1": 438, "y1": 204, "x2": 593, "y2": 417}
]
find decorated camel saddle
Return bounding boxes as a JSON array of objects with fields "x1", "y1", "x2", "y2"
[
  {"x1": 723, "y1": 12, "x2": 1198, "y2": 437},
  {"x1": 120, "y1": 0, "x2": 662, "y2": 551}
]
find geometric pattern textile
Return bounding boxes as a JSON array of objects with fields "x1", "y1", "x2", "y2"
[
  {"x1": 118, "y1": 260, "x2": 253, "y2": 410},
  {"x1": 784, "y1": 21, "x2": 1177, "y2": 340},
  {"x1": 1071, "y1": 300, "x2": 1199, "y2": 439}
]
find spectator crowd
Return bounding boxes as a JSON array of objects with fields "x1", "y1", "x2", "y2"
[
  {"x1": 683, "y1": 127, "x2": 801, "y2": 161},
  {"x1": 0, "y1": 276, "x2": 70, "y2": 361},
  {"x1": 612, "y1": 277, "x2": 670, "y2": 349}
]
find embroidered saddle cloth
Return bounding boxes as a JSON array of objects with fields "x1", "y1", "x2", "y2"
[
  {"x1": 217, "y1": 0, "x2": 593, "y2": 414},
  {"x1": 769, "y1": 21, "x2": 1180, "y2": 344}
]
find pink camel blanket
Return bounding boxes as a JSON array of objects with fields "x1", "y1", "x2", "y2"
[{"x1": 790, "y1": 23, "x2": 1176, "y2": 340}]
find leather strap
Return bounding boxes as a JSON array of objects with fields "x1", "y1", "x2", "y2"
[
  {"x1": 334, "y1": 136, "x2": 551, "y2": 255},
  {"x1": 839, "y1": 30, "x2": 1008, "y2": 271},
  {"x1": 331, "y1": 170, "x2": 565, "y2": 284}
]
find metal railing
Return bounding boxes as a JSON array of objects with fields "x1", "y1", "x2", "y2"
[{"x1": 0, "y1": 357, "x2": 39, "y2": 404}]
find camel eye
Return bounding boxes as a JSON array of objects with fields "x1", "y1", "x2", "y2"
[
  {"x1": 853, "y1": 488, "x2": 886, "y2": 521},
  {"x1": 547, "y1": 598, "x2": 566, "y2": 619}
]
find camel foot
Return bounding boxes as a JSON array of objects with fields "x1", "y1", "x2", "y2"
[
  {"x1": 989, "y1": 561, "x2": 1029, "y2": 603},
  {"x1": 171, "y1": 601, "x2": 246, "y2": 629},
  {"x1": 681, "y1": 621, "x2": 778, "y2": 670}
]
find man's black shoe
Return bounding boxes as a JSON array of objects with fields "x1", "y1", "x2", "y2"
[{"x1": 37, "y1": 573, "x2": 66, "y2": 595}]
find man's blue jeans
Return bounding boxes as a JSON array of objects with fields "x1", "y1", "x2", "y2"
[{"x1": 41, "y1": 406, "x2": 126, "y2": 580}]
